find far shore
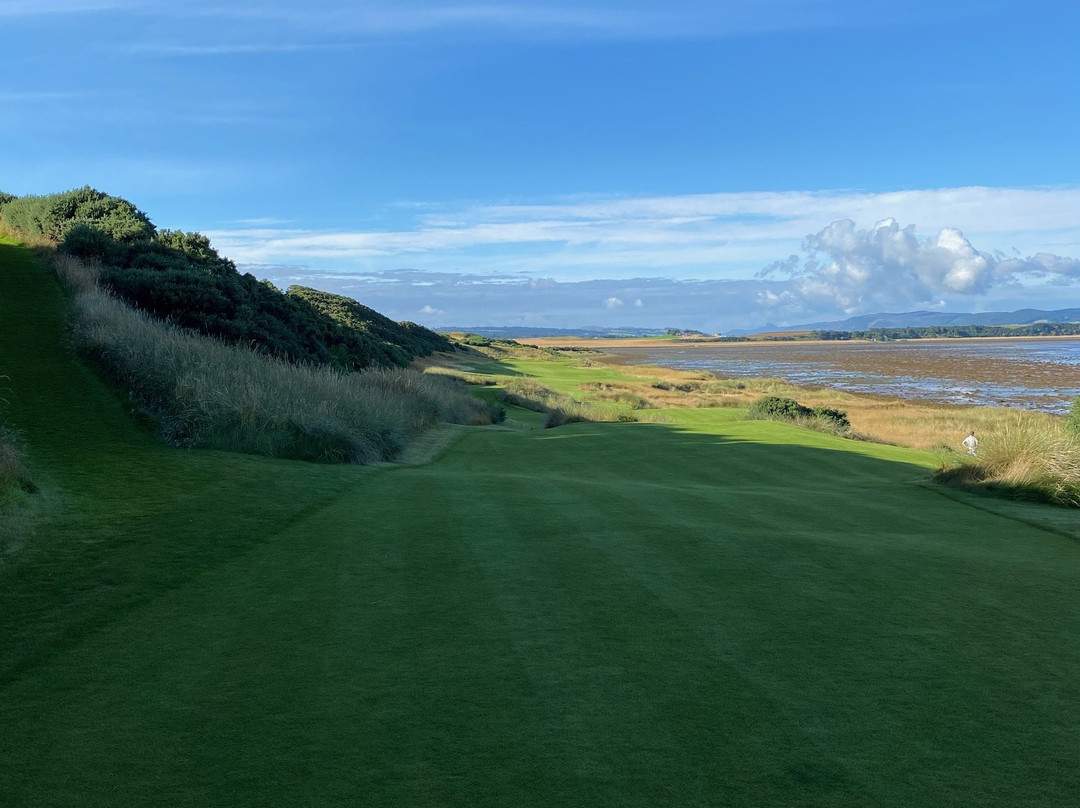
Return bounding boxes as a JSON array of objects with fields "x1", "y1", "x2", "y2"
[{"x1": 523, "y1": 333, "x2": 1080, "y2": 350}]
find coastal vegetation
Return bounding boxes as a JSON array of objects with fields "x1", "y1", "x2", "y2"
[
  {"x1": 1, "y1": 190, "x2": 498, "y2": 464},
  {"x1": 746, "y1": 394, "x2": 851, "y2": 435},
  {"x1": 936, "y1": 415, "x2": 1080, "y2": 507},
  {"x1": 55, "y1": 208, "x2": 451, "y2": 371}
]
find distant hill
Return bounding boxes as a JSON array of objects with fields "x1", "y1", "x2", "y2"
[
  {"x1": 751, "y1": 308, "x2": 1080, "y2": 334},
  {"x1": 443, "y1": 326, "x2": 681, "y2": 339}
]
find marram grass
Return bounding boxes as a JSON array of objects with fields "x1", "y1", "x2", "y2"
[
  {"x1": 936, "y1": 415, "x2": 1080, "y2": 507},
  {"x1": 61, "y1": 257, "x2": 495, "y2": 463}
]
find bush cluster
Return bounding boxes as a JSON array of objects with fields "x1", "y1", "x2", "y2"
[
  {"x1": 0, "y1": 187, "x2": 154, "y2": 242},
  {"x1": 747, "y1": 395, "x2": 851, "y2": 434},
  {"x1": 3, "y1": 187, "x2": 452, "y2": 372},
  {"x1": 61, "y1": 224, "x2": 452, "y2": 371}
]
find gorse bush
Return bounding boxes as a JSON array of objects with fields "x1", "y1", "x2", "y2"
[
  {"x1": 0, "y1": 187, "x2": 154, "y2": 243},
  {"x1": 935, "y1": 416, "x2": 1080, "y2": 507},
  {"x1": 747, "y1": 395, "x2": 851, "y2": 434},
  {"x1": 66, "y1": 278, "x2": 496, "y2": 464},
  {"x1": 60, "y1": 222, "x2": 451, "y2": 371},
  {"x1": 0, "y1": 186, "x2": 452, "y2": 373}
]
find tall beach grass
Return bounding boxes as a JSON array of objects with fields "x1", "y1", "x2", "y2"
[
  {"x1": 496, "y1": 377, "x2": 665, "y2": 427},
  {"x1": 56, "y1": 256, "x2": 495, "y2": 463},
  {"x1": 936, "y1": 416, "x2": 1080, "y2": 507}
]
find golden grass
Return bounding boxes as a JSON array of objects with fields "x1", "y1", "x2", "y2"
[
  {"x1": 937, "y1": 417, "x2": 1080, "y2": 506},
  {"x1": 432, "y1": 339, "x2": 1067, "y2": 452}
]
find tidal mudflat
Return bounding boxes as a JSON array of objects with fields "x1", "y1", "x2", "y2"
[{"x1": 601, "y1": 337, "x2": 1080, "y2": 413}]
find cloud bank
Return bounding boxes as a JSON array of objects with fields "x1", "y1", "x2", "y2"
[{"x1": 760, "y1": 218, "x2": 1080, "y2": 315}]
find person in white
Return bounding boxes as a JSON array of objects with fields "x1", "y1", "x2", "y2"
[{"x1": 962, "y1": 430, "x2": 978, "y2": 456}]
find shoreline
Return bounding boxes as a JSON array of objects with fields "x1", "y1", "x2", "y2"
[{"x1": 524, "y1": 333, "x2": 1080, "y2": 350}]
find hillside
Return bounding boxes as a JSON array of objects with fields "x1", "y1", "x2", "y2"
[
  {"x1": 3, "y1": 235, "x2": 1080, "y2": 805},
  {"x1": 1, "y1": 187, "x2": 452, "y2": 370}
]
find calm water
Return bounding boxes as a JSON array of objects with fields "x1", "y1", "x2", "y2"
[{"x1": 610, "y1": 337, "x2": 1080, "y2": 413}]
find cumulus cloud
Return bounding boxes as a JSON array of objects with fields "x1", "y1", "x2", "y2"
[
  {"x1": 604, "y1": 297, "x2": 624, "y2": 309},
  {"x1": 759, "y1": 218, "x2": 1080, "y2": 315}
]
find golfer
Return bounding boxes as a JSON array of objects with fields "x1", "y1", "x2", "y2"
[{"x1": 962, "y1": 430, "x2": 978, "y2": 456}]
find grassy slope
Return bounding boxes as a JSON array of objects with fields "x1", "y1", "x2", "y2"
[{"x1": 2, "y1": 241, "x2": 1079, "y2": 806}]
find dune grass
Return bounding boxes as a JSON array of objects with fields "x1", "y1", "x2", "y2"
[
  {"x1": 54, "y1": 255, "x2": 495, "y2": 463},
  {"x1": 936, "y1": 415, "x2": 1080, "y2": 506},
  {"x1": 496, "y1": 377, "x2": 648, "y2": 426},
  {"x1": 3, "y1": 240, "x2": 1080, "y2": 805}
]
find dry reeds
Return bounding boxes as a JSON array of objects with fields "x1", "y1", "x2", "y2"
[
  {"x1": 59, "y1": 258, "x2": 495, "y2": 464},
  {"x1": 936, "y1": 417, "x2": 1080, "y2": 507}
]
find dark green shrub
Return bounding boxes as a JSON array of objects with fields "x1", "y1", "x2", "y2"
[
  {"x1": 1, "y1": 187, "x2": 153, "y2": 242},
  {"x1": 1068, "y1": 397, "x2": 1080, "y2": 435},
  {"x1": 747, "y1": 395, "x2": 851, "y2": 435},
  {"x1": 810, "y1": 405, "x2": 851, "y2": 430},
  {"x1": 56, "y1": 221, "x2": 450, "y2": 372},
  {"x1": 748, "y1": 395, "x2": 810, "y2": 420}
]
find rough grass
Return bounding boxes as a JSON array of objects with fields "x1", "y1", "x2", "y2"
[
  {"x1": 56, "y1": 255, "x2": 495, "y2": 463},
  {"x1": 936, "y1": 416, "x2": 1080, "y2": 506},
  {"x1": 497, "y1": 377, "x2": 646, "y2": 427}
]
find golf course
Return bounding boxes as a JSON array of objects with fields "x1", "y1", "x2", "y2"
[{"x1": 3, "y1": 239, "x2": 1079, "y2": 806}]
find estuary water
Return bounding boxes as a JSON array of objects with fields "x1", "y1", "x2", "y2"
[{"x1": 608, "y1": 337, "x2": 1080, "y2": 413}]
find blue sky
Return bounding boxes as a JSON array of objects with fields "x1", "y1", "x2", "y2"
[{"x1": 3, "y1": 0, "x2": 1079, "y2": 331}]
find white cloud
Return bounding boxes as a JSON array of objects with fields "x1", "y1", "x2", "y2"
[
  {"x1": 760, "y1": 217, "x2": 1080, "y2": 315},
  {"x1": 604, "y1": 297, "x2": 624, "y2": 309},
  {"x1": 205, "y1": 185, "x2": 1080, "y2": 283}
]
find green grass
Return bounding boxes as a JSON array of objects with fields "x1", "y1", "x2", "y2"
[{"x1": 3, "y1": 240, "x2": 1080, "y2": 805}]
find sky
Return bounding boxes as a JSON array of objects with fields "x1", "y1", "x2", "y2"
[{"x1": 3, "y1": 0, "x2": 1080, "y2": 332}]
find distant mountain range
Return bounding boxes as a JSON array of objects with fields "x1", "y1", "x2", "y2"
[{"x1": 747, "y1": 308, "x2": 1080, "y2": 334}]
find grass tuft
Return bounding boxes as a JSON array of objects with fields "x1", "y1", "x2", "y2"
[
  {"x1": 935, "y1": 416, "x2": 1080, "y2": 507},
  {"x1": 497, "y1": 378, "x2": 643, "y2": 427}
]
